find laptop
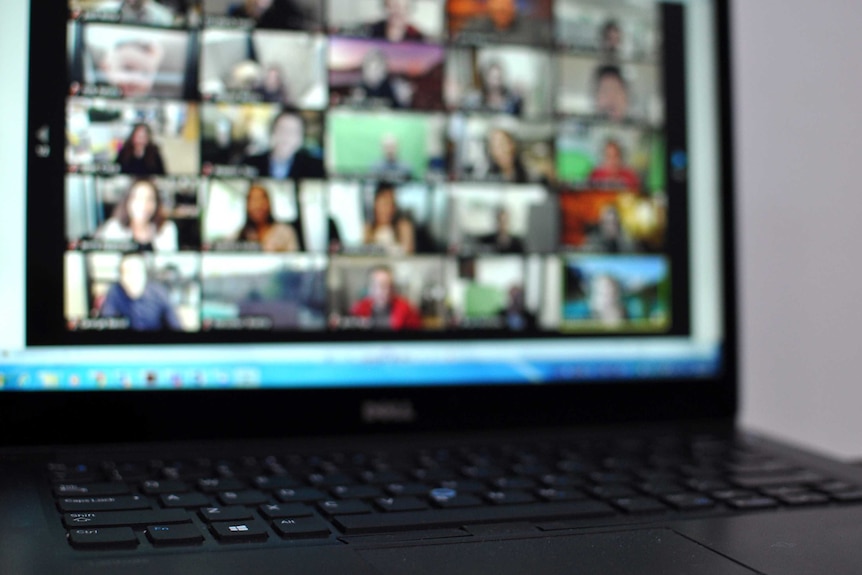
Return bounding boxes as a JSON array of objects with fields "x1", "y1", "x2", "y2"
[{"x1": 4, "y1": 0, "x2": 862, "y2": 573}]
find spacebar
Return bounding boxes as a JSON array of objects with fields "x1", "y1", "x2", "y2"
[{"x1": 334, "y1": 501, "x2": 616, "y2": 535}]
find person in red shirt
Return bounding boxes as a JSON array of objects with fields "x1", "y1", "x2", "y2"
[
  {"x1": 350, "y1": 265, "x2": 422, "y2": 330},
  {"x1": 588, "y1": 138, "x2": 641, "y2": 191}
]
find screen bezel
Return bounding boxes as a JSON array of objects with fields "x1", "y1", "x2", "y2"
[{"x1": 2, "y1": 0, "x2": 737, "y2": 447}]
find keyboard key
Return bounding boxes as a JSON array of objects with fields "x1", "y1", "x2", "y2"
[
  {"x1": 710, "y1": 489, "x2": 759, "y2": 501},
  {"x1": 732, "y1": 471, "x2": 824, "y2": 489},
  {"x1": 54, "y1": 483, "x2": 130, "y2": 497},
  {"x1": 429, "y1": 493, "x2": 483, "y2": 509},
  {"x1": 308, "y1": 472, "x2": 354, "y2": 487},
  {"x1": 830, "y1": 490, "x2": 862, "y2": 503},
  {"x1": 375, "y1": 496, "x2": 430, "y2": 512},
  {"x1": 253, "y1": 475, "x2": 299, "y2": 491},
  {"x1": 276, "y1": 487, "x2": 327, "y2": 503},
  {"x1": 535, "y1": 488, "x2": 588, "y2": 502},
  {"x1": 160, "y1": 493, "x2": 211, "y2": 509},
  {"x1": 636, "y1": 481, "x2": 683, "y2": 496},
  {"x1": 105, "y1": 462, "x2": 152, "y2": 482},
  {"x1": 663, "y1": 493, "x2": 716, "y2": 511},
  {"x1": 210, "y1": 520, "x2": 269, "y2": 543},
  {"x1": 218, "y1": 490, "x2": 269, "y2": 506},
  {"x1": 141, "y1": 479, "x2": 190, "y2": 495},
  {"x1": 540, "y1": 475, "x2": 586, "y2": 488},
  {"x1": 331, "y1": 485, "x2": 384, "y2": 499},
  {"x1": 272, "y1": 517, "x2": 332, "y2": 540},
  {"x1": 589, "y1": 472, "x2": 632, "y2": 484},
  {"x1": 162, "y1": 463, "x2": 212, "y2": 481},
  {"x1": 490, "y1": 477, "x2": 538, "y2": 490},
  {"x1": 483, "y1": 490, "x2": 537, "y2": 505},
  {"x1": 318, "y1": 499, "x2": 373, "y2": 516},
  {"x1": 589, "y1": 485, "x2": 638, "y2": 499},
  {"x1": 68, "y1": 527, "x2": 138, "y2": 550},
  {"x1": 147, "y1": 524, "x2": 205, "y2": 546},
  {"x1": 197, "y1": 478, "x2": 246, "y2": 493},
  {"x1": 360, "y1": 470, "x2": 407, "y2": 484},
  {"x1": 63, "y1": 509, "x2": 190, "y2": 528},
  {"x1": 199, "y1": 506, "x2": 253, "y2": 523},
  {"x1": 259, "y1": 503, "x2": 314, "y2": 520},
  {"x1": 437, "y1": 479, "x2": 486, "y2": 493},
  {"x1": 58, "y1": 495, "x2": 151, "y2": 512},
  {"x1": 413, "y1": 468, "x2": 458, "y2": 482},
  {"x1": 817, "y1": 480, "x2": 859, "y2": 494},
  {"x1": 727, "y1": 496, "x2": 779, "y2": 510},
  {"x1": 778, "y1": 493, "x2": 830, "y2": 506},
  {"x1": 385, "y1": 482, "x2": 432, "y2": 496},
  {"x1": 49, "y1": 463, "x2": 99, "y2": 484},
  {"x1": 333, "y1": 500, "x2": 616, "y2": 535}
]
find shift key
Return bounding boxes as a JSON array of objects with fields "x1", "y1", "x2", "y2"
[{"x1": 64, "y1": 509, "x2": 190, "y2": 528}]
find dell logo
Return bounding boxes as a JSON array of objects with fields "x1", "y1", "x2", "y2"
[{"x1": 361, "y1": 400, "x2": 417, "y2": 424}]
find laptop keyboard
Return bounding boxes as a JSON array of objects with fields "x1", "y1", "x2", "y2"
[{"x1": 47, "y1": 435, "x2": 862, "y2": 550}]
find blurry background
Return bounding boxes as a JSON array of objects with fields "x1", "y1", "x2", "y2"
[
  {"x1": 733, "y1": 0, "x2": 862, "y2": 460},
  {"x1": 3, "y1": 1, "x2": 862, "y2": 459}
]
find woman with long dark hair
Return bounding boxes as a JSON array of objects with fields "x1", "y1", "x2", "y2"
[
  {"x1": 236, "y1": 183, "x2": 299, "y2": 252},
  {"x1": 115, "y1": 123, "x2": 167, "y2": 175},
  {"x1": 95, "y1": 178, "x2": 177, "y2": 251},
  {"x1": 363, "y1": 181, "x2": 414, "y2": 255}
]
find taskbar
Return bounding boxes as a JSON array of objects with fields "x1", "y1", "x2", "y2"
[{"x1": 0, "y1": 353, "x2": 722, "y2": 391}]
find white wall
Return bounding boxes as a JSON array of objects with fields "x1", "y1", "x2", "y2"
[
  {"x1": 733, "y1": 0, "x2": 862, "y2": 460},
  {"x1": 0, "y1": 1, "x2": 28, "y2": 352}
]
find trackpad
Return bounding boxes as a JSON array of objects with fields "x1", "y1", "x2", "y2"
[{"x1": 360, "y1": 529, "x2": 757, "y2": 575}]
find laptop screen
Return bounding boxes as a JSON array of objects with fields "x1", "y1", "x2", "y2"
[{"x1": 1, "y1": 0, "x2": 724, "y2": 392}]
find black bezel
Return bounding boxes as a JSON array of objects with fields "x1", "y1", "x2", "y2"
[{"x1": 3, "y1": 0, "x2": 737, "y2": 447}]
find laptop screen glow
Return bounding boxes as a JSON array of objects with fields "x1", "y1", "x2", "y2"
[{"x1": 0, "y1": 0, "x2": 723, "y2": 392}]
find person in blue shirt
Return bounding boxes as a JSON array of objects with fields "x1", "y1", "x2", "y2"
[{"x1": 100, "y1": 253, "x2": 182, "y2": 331}]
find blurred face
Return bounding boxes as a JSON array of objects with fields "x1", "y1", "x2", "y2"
[
  {"x1": 246, "y1": 0, "x2": 273, "y2": 17},
  {"x1": 599, "y1": 206, "x2": 621, "y2": 236},
  {"x1": 602, "y1": 142, "x2": 622, "y2": 170},
  {"x1": 488, "y1": 0, "x2": 517, "y2": 29},
  {"x1": 508, "y1": 286, "x2": 524, "y2": 308},
  {"x1": 496, "y1": 209, "x2": 509, "y2": 232},
  {"x1": 484, "y1": 64, "x2": 503, "y2": 91},
  {"x1": 247, "y1": 186, "x2": 272, "y2": 226},
  {"x1": 595, "y1": 75, "x2": 628, "y2": 121},
  {"x1": 374, "y1": 189, "x2": 396, "y2": 225},
  {"x1": 131, "y1": 125, "x2": 150, "y2": 149},
  {"x1": 489, "y1": 129, "x2": 515, "y2": 168},
  {"x1": 264, "y1": 67, "x2": 282, "y2": 90},
  {"x1": 369, "y1": 269, "x2": 394, "y2": 310},
  {"x1": 270, "y1": 114, "x2": 303, "y2": 159},
  {"x1": 363, "y1": 52, "x2": 388, "y2": 87},
  {"x1": 382, "y1": 137, "x2": 398, "y2": 161},
  {"x1": 127, "y1": 181, "x2": 158, "y2": 224},
  {"x1": 603, "y1": 25, "x2": 621, "y2": 51},
  {"x1": 384, "y1": 0, "x2": 410, "y2": 21},
  {"x1": 591, "y1": 275, "x2": 622, "y2": 321},
  {"x1": 119, "y1": 256, "x2": 148, "y2": 300},
  {"x1": 102, "y1": 41, "x2": 164, "y2": 98}
]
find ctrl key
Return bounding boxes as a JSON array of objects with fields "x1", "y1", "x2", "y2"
[{"x1": 68, "y1": 527, "x2": 138, "y2": 550}]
